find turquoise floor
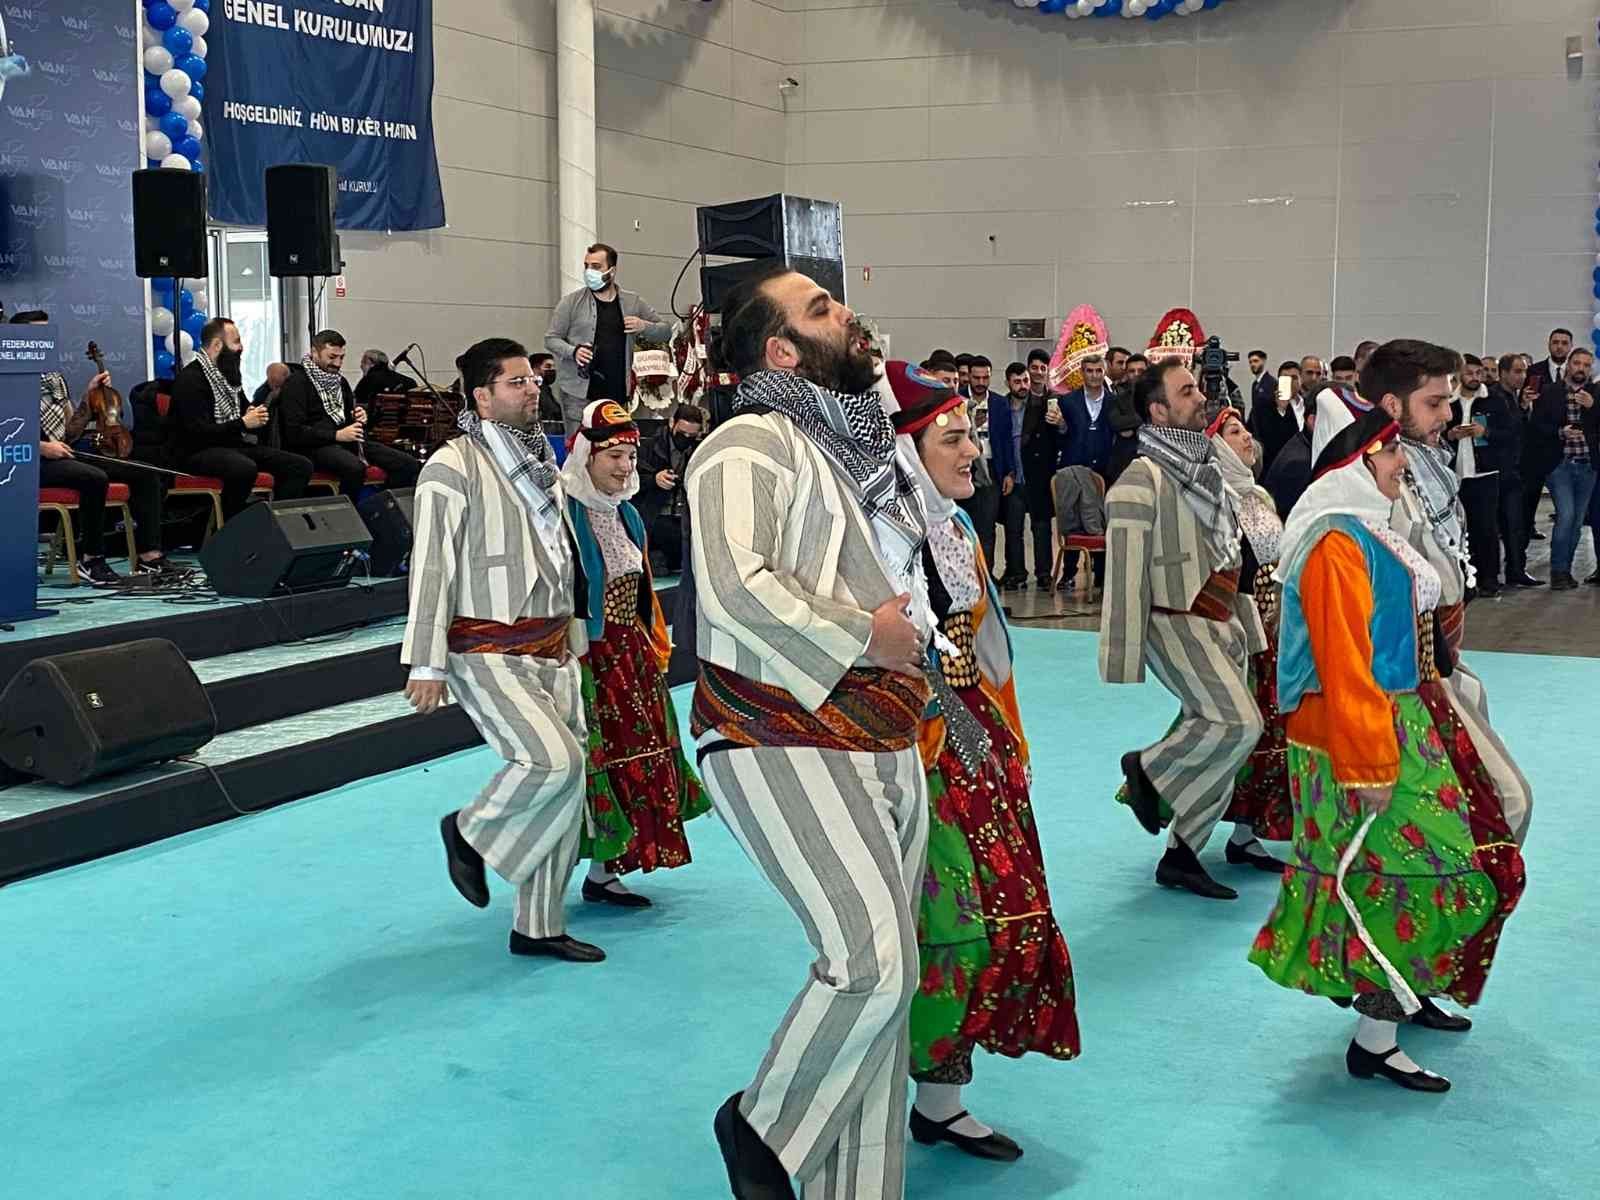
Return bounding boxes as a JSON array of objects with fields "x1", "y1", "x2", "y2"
[{"x1": 3, "y1": 630, "x2": 1592, "y2": 1198}]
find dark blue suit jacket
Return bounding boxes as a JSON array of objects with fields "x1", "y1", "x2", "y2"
[
  {"x1": 1057, "y1": 387, "x2": 1115, "y2": 477},
  {"x1": 988, "y1": 393, "x2": 1023, "y2": 484}
]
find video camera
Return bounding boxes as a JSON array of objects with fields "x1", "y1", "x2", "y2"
[{"x1": 1198, "y1": 335, "x2": 1239, "y2": 417}]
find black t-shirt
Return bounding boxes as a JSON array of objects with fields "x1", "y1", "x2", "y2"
[{"x1": 588, "y1": 296, "x2": 626, "y2": 401}]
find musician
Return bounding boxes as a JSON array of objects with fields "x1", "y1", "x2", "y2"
[
  {"x1": 277, "y1": 329, "x2": 423, "y2": 498},
  {"x1": 353, "y1": 346, "x2": 417, "y2": 409},
  {"x1": 14, "y1": 310, "x2": 173, "y2": 583},
  {"x1": 635, "y1": 402, "x2": 703, "y2": 573},
  {"x1": 251, "y1": 362, "x2": 290, "y2": 410},
  {"x1": 172, "y1": 316, "x2": 313, "y2": 518}
]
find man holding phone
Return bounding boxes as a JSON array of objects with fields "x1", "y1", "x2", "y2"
[
  {"x1": 1530, "y1": 347, "x2": 1600, "y2": 589},
  {"x1": 1447, "y1": 354, "x2": 1501, "y2": 596},
  {"x1": 1025, "y1": 347, "x2": 1063, "y2": 589}
]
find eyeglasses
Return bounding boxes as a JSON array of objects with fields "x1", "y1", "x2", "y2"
[{"x1": 497, "y1": 375, "x2": 542, "y2": 391}]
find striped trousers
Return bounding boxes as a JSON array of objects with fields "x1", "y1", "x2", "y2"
[
  {"x1": 1141, "y1": 611, "x2": 1263, "y2": 852},
  {"x1": 700, "y1": 743, "x2": 929, "y2": 1200},
  {"x1": 447, "y1": 651, "x2": 587, "y2": 938}
]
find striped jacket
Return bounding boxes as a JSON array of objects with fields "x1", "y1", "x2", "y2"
[
  {"x1": 1099, "y1": 457, "x2": 1265, "y2": 684},
  {"x1": 401, "y1": 436, "x2": 578, "y2": 672},
  {"x1": 686, "y1": 410, "x2": 905, "y2": 713}
]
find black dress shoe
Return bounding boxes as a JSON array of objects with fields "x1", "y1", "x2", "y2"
[
  {"x1": 1551, "y1": 573, "x2": 1578, "y2": 591},
  {"x1": 1475, "y1": 584, "x2": 1499, "y2": 599},
  {"x1": 1120, "y1": 751, "x2": 1163, "y2": 836},
  {"x1": 1513, "y1": 573, "x2": 1544, "y2": 587},
  {"x1": 582, "y1": 877, "x2": 653, "y2": 908},
  {"x1": 1156, "y1": 842, "x2": 1238, "y2": 900},
  {"x1": 1588, "y1": 571, "x2": 1600, "y2": 586},
  {"x1": 1529, "y1": 529, "x2": 1545, "y2": 541},
  {"x1": 1345, "y1": 1041, "x2": 1450, "y2": 1092},
  {"x1": 508, "y1": 931, "x2": 606, "y2": 962},
  {"x1": 440, "y1": 812, "x2": 489, "y2": 908},
  {"x1": 1412, "y1": 996, "x2": 1472, "y2": 1032},
  {"x1": 1225, "y1": 838, "x2": 1286, "y2": 873},
  {"x1": 909, "y1": 1107, "x2": 1023, "y2": 1162},
  {"x1": 714, "y1": 1092, "x2": 796, "y2": 1199}
]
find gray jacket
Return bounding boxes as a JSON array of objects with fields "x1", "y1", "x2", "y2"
[{"x1": 544, "y1": 285, "x2": 672, "y2": 408}]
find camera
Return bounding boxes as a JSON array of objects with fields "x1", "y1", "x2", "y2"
[{"x1": 1198, "y1": 335, "x2": 1239, "y2": 416}]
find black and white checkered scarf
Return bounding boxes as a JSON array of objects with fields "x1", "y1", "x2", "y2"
[
  {"x1": 198, "y1": 349, "x2": 244, "y2": 424},
  {"x1": 1401, "y1": 436, "x2": 1473, "y2": 586},
  {"x1": 457, "y1": 407, "x2": 561, "y2": 523},
  {"x1": 302, "y1": 355, "x2": 348, "y2": 424},
  {"x1": 39, "y1": 372, "x2": 69, "y2": 441},
  {"x1": 1138, "y1": 423, "x2": 1242, "y2": 572}
]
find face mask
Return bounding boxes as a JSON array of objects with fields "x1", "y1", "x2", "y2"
[
  {"x1": 540, "y1": 370, "x2": 557, "y2": 388},
  {"x1": 673, "y1": 431, "x2": 697, "y2": 450},
  {"x1": 584, "y1": 268, "x2": 609, "y2": 291}
]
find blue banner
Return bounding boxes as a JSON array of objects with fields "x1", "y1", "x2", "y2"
[
  {"x1": 0, "y1": 6, "x2": 146, "y2": 392},
  {"x1": 0, "y1": 323, "x2": 54, "y2": 620},
  {"x1": 204, "y1": 0, "x2": 445, "y2": 232}
]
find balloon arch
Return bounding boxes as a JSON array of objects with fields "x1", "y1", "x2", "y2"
[{"x1": 1008, "y1": 0, "x2": 1232, "y2": 18}]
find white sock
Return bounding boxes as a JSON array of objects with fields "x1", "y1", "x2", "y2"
[
  {"x1": 1354, "y1": 1017, "x2": 1431, "y2": 1075},
  {"x1": 1228, "y1": 824, "x2": 1259, "y2": 847},
  {"x1": 586, "y1": 861, "x2": 624, "y2": 888},
  {"x1": 914, "y1": 1083, "x2": 993, "y2": 1139}
]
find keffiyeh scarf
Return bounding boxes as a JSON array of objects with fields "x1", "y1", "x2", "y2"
[
  {"x1": 457, "y1": 408, "x2": 568, "y2": 565},
  {"x1": 198, "y1": 349, "x2": 244, "y2": 425},
  {"x1": 1137, "y1": 424, "x2": 1242, "y2": 571},
  {"x1": 38, "y1": 372, "x2": 69, "y2": 441},
  {"x1": 302, "y1": 355, "x2": 348, "y2": 423},
  {"x1": 1401, "y1": 437, "x2": 1474, "y2": 587}
]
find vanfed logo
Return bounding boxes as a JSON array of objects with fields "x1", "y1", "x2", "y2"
[
  {"x1": 93, "y1": 162, "x2": 128, "y2": 179},
  {"x1": 1, "y1": 416, "x2": 33, "y2": 488},
  {"x1": 97, "y1": 256, "x2": 130, "y2": 272},
  {"x1": 9, "y1": 202, "x2": 50, "y2": 228},
  {"x1": 67, "y1": 201, "x2": 106, "y2": 229},
  {"x1": 39, "y1": 151, "x2": 86, "y2": 181},
  {"x1": 3, "y1": 7, "x2": 43, "y2": 33},
  {"x1": 63, "y1": 105, "x2": 106, "y2": 134},
  {"x1": 34, "y1": 56, "x2": 77, "y2": 86},
  {"x1": 5, "y1": 103, "x2": 50, "y2": 132},
  {"x1": 44, "y1": 253, "x2": 87, "y2": 272},
  {"x1": 0, "y1": 139, "x2": 28, "y2": 177},
  {"x1": 69, "y1": 302, "x2": 104, "y2": 318},
  {"x1": 61, "y1": 12, "x2": 95, "y2": 41}
]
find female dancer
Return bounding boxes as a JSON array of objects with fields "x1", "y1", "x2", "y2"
[
  {"x1": 1249, "y1": 402, "x2": 1525, "y2": 1091},
  {"x1": 561, "y1": 400, "x2": 707, "y2": 907},
  {"x1": 886, "y1": 362, "x2": 1079, "y2": 1160}
]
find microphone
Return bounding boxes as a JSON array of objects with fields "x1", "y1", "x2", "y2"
[{"x1": 391, "y1": 343, "x2": 418, "y2": 372}]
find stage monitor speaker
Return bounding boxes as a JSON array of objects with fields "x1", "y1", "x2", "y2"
[
  {"x1": 265, "y1": 163, "x2": 340, "y2": 277},
  {"x1": 132, "y1": 169, "x2": 209, "y2": 279},
  {"x1": 199, "y1": 495, "x2": 373, "y2": 598},
  {"x1": 696, "y1": 194, "x2": 844, "y2": 263},
  {"x1": 0, "y1": 639, "x2": 216, "y2": 786},
  {"x1": 700, "y1": 255, "x2": 847, "y2": 315},
  {"x1": 358, "y1": 487, "x2": 414, "y2": 578}
]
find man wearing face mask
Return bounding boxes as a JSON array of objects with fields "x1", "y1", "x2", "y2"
[
  {"x1": 531, "y1": 353, "x2": 562, "y2": 423},
  {"x1": 636, "y1": 402, "x2": 705, "y2": 573},
  {"x1": 545, "y1": 242, "x2": 673, "y2": 435},
  {"x1": 172, "y1": 316, "x2": 313, "y2": 518}
]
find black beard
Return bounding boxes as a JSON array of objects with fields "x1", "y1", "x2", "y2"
[
  {"x1": 786, "y1": 324, "x2": 877, "y2": 396},
  {"x1": 216, "y1": 347, "x2": 243, "y2": 386}
]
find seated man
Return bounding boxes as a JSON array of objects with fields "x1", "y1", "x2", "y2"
[
  {"x1": 252, "y1": 362, "x2": 290, "y2": 410},
  {"x1": 277, "y1": 328, "x2": 423, "y2": 498},
  {"x1": 636, "y1": 402, "x2": 704, "y2": 572},
  {"x1": 172, "y1": 316, "x2": 313, "y2": 518},
  {"x1": 352, "y1": 346, "x2": 417, "y2": 409}
]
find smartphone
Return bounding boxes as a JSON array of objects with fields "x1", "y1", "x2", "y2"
[
  {"x1": 1277, "y1": 375, "x2": 1294, "y2": 404},
  {"x1": 1047, "y1": 397, "x2": 1060, "y2": 419}
]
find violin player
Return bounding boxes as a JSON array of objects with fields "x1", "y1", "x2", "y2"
[{"x1": 18, "y1": 310, "x2": 175, "y2": 584}]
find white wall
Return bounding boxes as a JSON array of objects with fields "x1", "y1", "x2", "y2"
[{"x1": 785, "y1": 0, "x2": 1599, "y2": 368}]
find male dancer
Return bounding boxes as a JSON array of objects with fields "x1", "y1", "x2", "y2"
[
  {"x1": 402, "y1": 338, "x2": 602, "y2": 964},
  {"x1": 688, "y1": 263, "x2": 932, "y2": 1199},
  {"x1": 1101, "y1": 361, "x2": 1265, "y2": 901}
]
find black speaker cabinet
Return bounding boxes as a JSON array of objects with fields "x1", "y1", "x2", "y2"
[
  {"x1": 199, "y1": 495, "x2": 372, "y2": 598},
  {"x1": 265, "y1": 162, "x2": 341, "y2": 277},
  {"x1": 358, "y1": 487, "x2": 414, "y2": 578},
  {"x1": 132, "y1": 169, "x2": 209, "y2": 279},
  {"x1": 0, "y1": 639, "x2": 216, "y2": 786},
  {"x1": 701, "y1": 255, "x2": 847, "y2": 315},
  {"x1": 697, "y1": 194, "x2": 844, "y2": 262}
]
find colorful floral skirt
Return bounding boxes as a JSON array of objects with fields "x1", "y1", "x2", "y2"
[
  {"x1": 1225, "y1": 637, "x2": 1293, "y2": 841},
  {"x1": 579, "y1": 617, "x2": 708, "y2": 875},
  {"x1": 909, "y1": 688, "x2": 1080, "y2": 1077},
  {"x1": 1248, "y1": 686, "x2": 1525, "y2": 1006}
]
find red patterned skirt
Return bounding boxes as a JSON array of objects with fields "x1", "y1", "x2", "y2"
[{"x1": 1225, "y1": 573, "x2": 1293, "y2": 840}]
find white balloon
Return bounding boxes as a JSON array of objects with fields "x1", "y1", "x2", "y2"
[
  {"x1": 166, "y1": 330, "x2": 195, "y2": 357},
  {"x1": 190, "y1": 35, "x2": 207, "y2": 60},
  {"x1": 1076, "y1": 0, "x2": 1093, "y2": 12},
  {"x1": 151, "y1": 306, "x2": 176, "y2": 338},
  {"x1": 143, "y1": 24, "x2": 162, "y2": 49},
  {"x1": 179, "y1": 9, "x2": 210, "y2": 37},
  {"x1": 171, "y1": 0, "x2": 197, "y2": 11},
  {"x1": 160, "y1": 68, "x2": 192, "y2": 99},
  {"x1": 174, "y1": 95, "x2": 202, "y2": 122},
  {"x1": 190, "y1": 287, "x2": 209, "y2": 312},
  {"x1": 188, "y1": 119, "x2": 204, "y2": 142},
  {"x1": 1127, "y1": 0, "x2": 1147, "y2": 14},
  {"x1": 143, "y1": 46, "x2": 174, "y2": 76},
  {"x1": 144, "y1": 131, "x2": 173, "y2": 161},
  {"x1": 1592, "y1": 312, "x2": 1600, "y2": 330},
  {"x1": 160, "y1": 152, "x2": 192, "y2": 171}
]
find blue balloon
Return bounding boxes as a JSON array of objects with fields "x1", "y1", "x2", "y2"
[
  {"x1": 152, "y1": 279, "x2": 175, "y2": 303},
  {"x1": 177, "y1": 54, "x2": 207, "y2": 83},
  {"x1": 178, "y1": 289, "x2": 195, "y2": 319},
  {"x1": 190, "y1": 81, "x2": 204, "y2": 102},
  {"x1": 146, "y1": 2, "x2": 177, "y2": 31},
  {"x1": 159, "y1": 110, "x2": 189, "y2": 142},
  {"x1": 189, "y1": 156, "x2": 204, "y2": 174},
  {"x1": 181, "y1": 311, "x2": 206, "y2": 342},
  {"x1": 1038, "y1": 0, "x2": 1068, "y2": 11},
  {"x1": 174, "y1": 135, "x2": 203, "y2": 162},
  {"x1": 154, "y1": 349, "x2": 176, "y2": 379},
  {"x1": 144, "y1": 87, "x2": 172, "y2": 118},
  {"x1": 163, "y1": 27, "x2": 194, "y2": 58},
  {"x1": 195, "y1": 0, "x2": 210, "y2": 11}
]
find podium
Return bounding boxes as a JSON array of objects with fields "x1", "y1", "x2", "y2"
[{"x1": 0, "y1": 323, "x2": 56, "y2": 623}]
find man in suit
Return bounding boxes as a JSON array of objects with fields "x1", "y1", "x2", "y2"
[
  {"x1": 1057, "y1": 353, "x2": 1116, "y2": 586},
  {"x1": 1485, "y1": 353, "x2": 1539, "y2": 587},
  {"x1": 1263, "y1": 389, "x2": 1319, "y2": 519},
  {"x1": 1246, "y1": 348, "x2": 1273, "y2": 418},
  {"x1": 687, "y1": 263, "x2": 933, "y2": 1200},
  {"x1": 1529, "y1": 346, "x2": 1600, "y2": 589},
  {"x1": 957, "y1": 353, "x2": 1000, "y2": 568},
  {"x1": 987, "y1": 361, "x2": 1029, "y2": 586},
  {"x1": 171, "y1": 317, "x2": 312, "y2": 518},
  {"x1": 1526, "y1": 326, "x2": 1574, "y2": 395},
  {"x1": 1249, "y1": 360, "x2": 1301, "y2": 473},
  {"x1": 1024, "y1": 347, "x2": 1063, "y2": 589},
  {"x1": 1100, "y1": 360, "x2": 1266, "y2": 901},
  {"x1": 278, "y1": 328, "x2": 423, "y2": 498},
  {"x1": 402, "y1": 336, "x2": 602, "y2": 967},
  {"x1": 1445, "y1": 353, "x2": 1501, "y2": 594}
]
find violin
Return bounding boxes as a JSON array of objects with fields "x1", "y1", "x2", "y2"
[{"x1": 82, "y1": 341, "x2": 132, "y2": 458}]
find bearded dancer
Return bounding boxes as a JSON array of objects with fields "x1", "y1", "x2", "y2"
[
  {"x1": 403, "y1": 338, "x2": 603, "y2": 965},
  {"x1": 1101, "y1": 361, "x2": 1266, "y2": 901},
  {"x1": 560, "y1": 400, "x2": 708, "y2": 908},
  {"x1": 883, "y1": 363, "x2": 1080, "y2": 1164},
  {"x1": 689, "y1": 266, "x2": 933, "y2": 1200}
]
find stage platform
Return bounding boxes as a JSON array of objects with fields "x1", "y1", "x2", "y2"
[{"x1": 0, "y1": 568, "x2": 683, "y2": 886}]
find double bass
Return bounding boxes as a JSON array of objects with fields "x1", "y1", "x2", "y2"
[{"x1": 81, "y1": 341, "x2": 132, "y2": 458}]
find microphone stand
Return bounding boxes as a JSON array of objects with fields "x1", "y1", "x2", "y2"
[{"x1": 394, "y1": 343, "x2": 457, "y2": 446}]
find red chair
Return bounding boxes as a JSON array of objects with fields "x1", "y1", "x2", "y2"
[
  {"x1": 1052, "y1": 471, "x2": 1108, "y2": 602},
  {"x1": 40, "y1": 483, "x2": 138, "y2": 585},
  {"x1": 250, "y1": 472, "x2": 275, "y2": 503},
  {"x1": 308, "y1": 464, "x2": 387, "y2": 496}
]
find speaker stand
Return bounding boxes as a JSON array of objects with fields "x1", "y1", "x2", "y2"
[{"x1": 171, "y1": 275, "x2": 185, "y2": 369}]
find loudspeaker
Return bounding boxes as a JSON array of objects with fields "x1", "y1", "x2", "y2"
[
  {"x1": 265, "y1": 163, "x2": 340, "y2": 277},
  {"x1": 132, "y1": 169, "x2": 209, "y2": 279},
  {"x1": 199, "y1": 495, "x2": 373, "y2": 598},
  {"x1": 696, "y1": 194, "x2": 846, "y2": 313},
  {"x1": 358, "y1": 487, "x2": 414, "y2": 578},
  {"x1": 700, "y1": 256, "x2": 847, "y2": 315},
  {"x1": 0, "y1": 639, "x2": 216, "y2": 786}
]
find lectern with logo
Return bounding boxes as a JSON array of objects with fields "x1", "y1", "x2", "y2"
[{"x1": 0, "y1": 323, "x2": 54, "y2": 622}]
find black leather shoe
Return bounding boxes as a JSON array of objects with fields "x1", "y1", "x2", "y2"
[
  {"x1": 909, "y1": 1107, "x2": 1022, "y2": 1162},
  {"x1": 1346, "y1": 1041, "x2": 1450, "y2": 1092},
  {"x1": 1529, "y1": 529, "x2": 1545, "y2": 541},
  {"x1": 1475, "y1": 584, "x2": 1499, "y2": 599},
  {"x1": 1120, "y1": 751, "x2": 1163, "y2": 836},
  {"x1": 440, "y1": 812, "x2": 489, "y2": 908},
  {"x1": 582, "y1": 877, "x2": 653, "y2": 908},
  {"x1": 1156, "y1": 842, "x2": 1238, "y2": 900},
  {"x1": 1412, "y1": 997, "x2": 1472, "y2": 1032},
  {"x1": 714, "y1": 1092, "x2": 796, "y2": 1199},
  {"x1": 1551, "y1": 573, "x2": 1579, "y2": 591},
  {"x1": 1513, "y1": 573, "x2": 1544, "y2": 587},
  {"x1": 1588, "y1": 571, "x2": 1600, "y2": 586},
  {"x1": 1225, "y1": 838, "x2": 1286, "y2": 873},
  {"x1": 508, "y1": 931, "x2": 606, "y2": 962}
]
